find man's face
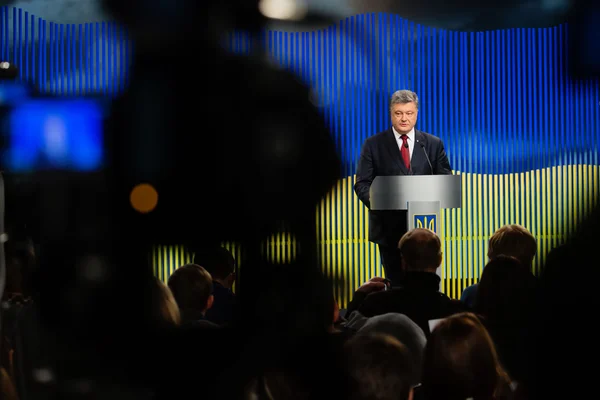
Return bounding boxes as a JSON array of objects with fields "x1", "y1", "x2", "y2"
[{"x1": 391, "y1": 102, "x2": 418, "y2": 134}]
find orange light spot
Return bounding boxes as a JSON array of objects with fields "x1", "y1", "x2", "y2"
[{"x1": 130, "y1": 183, "x2": 158, "y2": 213}]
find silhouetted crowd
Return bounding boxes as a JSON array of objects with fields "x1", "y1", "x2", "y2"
[{"x1": 2, "y1": 218, "x2": 590, "y2": 400}]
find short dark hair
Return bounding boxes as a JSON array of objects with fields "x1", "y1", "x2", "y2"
[
  {"x1": 345, "y1": 333, "x2": 415, "y2": 400},
  {"x1": 474, "y1": 255, "x2": 538, "y2": 322},
  {"x1": 167, "y1": 264, "x2": 213, "y2": 311},
  {"x1": 422, "y1": 312, "x2": 510, "y2": 400},
  {"x1": 398, "y1": 228, "x2": 441, "y2": 271},
  {"x1": 193, "y1": 247, "x2": 235, "y2": 280}
]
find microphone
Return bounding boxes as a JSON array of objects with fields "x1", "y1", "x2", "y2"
[
  {"x1": 402, "y1": 139, "x2": 411, "y2": 173},
  {"x1": 417, "y1": 140, "x2": 433, "y2": 175}
]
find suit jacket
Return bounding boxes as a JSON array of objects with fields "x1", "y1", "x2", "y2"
[
  {"x1": 205, "y1": 282, "x2": 236, "y2": 326},
  {"x1": 460, "y1": 283, "x2": 478, "y2": 309},
  {"x1": 354, "y1": 128, "x2": 452, "y2": 245}
]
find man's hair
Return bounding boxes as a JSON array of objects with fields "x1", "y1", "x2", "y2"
[
  {"x1": 167, "y1": 264, "x2": 213, "y2": 311},
  {"x1": 390, "y1": 90, "x2": 419, "y2": 110},
  {"x1": 345, "y1": 333, "x2": 415, "y2": 400},
  {"x1": 153, "y1": 278, "x2": 181, "y2": 326},
  {"x1": 488, "y1": 224, "x2": 537, "y2": 266},
  {"x1": 422, "y1": 312, "x2": 510, "y2": 400},
  {"x1": 398, "y1": 228, "x2": 441, "y2": 271},
  {"x1": 357, "y1": 313, "x2": 427, "y2": 381},
  {"x1": 193, "y1": 246, "x2": 235, "y2": 280}
]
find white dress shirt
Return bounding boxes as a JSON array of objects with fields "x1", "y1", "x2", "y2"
[{"x1": 392, "y1": 127, "x2": 415, "y2": 160}]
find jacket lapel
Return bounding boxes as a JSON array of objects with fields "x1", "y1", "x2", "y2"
[
  {"x1": 384, "y1": 128, "x2": 409, "y2": 175},
  {"x1": 410, "y1": 130, "x2": 427, "y2": 175}
]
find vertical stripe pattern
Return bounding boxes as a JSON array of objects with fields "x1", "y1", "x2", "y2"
[{"x1": 0, "y1": 7, "x2": 132, "y2": 95}]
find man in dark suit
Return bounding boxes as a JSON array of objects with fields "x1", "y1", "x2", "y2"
[
  {"x1": 354, "y1": 90, "x2": 452, "y2": 284},
  {"x1": 344, "y1": 228, "x2": 464, "y2": 336}
]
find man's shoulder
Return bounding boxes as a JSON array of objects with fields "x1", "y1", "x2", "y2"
[
  {"x1": 460, "y1": 283, "x2": 478, "y2": 305},
  {"x1": 364, "y1": 129, "x2": 391, "y2": 144},
  {"x1": 214, "y1": 284, "x2": 235, "y2": 296},
  {"x1": 462, "y1": 283, "x2": 478, "y2": 294},
  {"x1": 186, "y1": 319, "x2": 220, "y2": 329},
  {"x1": 418, "y1": 130, "x2": 443, "y2": 145}
]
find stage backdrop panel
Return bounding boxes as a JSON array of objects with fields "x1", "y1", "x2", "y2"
[
  {"x1": 0, "y1": 6, "x2": 132, "y2": 95},
  {"x1": 225, "y1": 14, "x2": 600, "y2": 305},
  {"x1": 1, "y1": 7, "x2": 598, "y2": 306}
]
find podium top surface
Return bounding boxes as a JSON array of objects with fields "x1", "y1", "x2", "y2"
[{"x1": 369, "y1": 175, "x2": 462, "y2": 210}]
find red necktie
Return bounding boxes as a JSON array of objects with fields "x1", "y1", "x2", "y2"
[{"x1": 400, "y1": 134, "x2": 410, "y2": 169}]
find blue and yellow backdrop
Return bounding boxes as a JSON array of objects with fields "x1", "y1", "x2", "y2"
[{"x1": 2, "y1": 7, "x2": 598, "y2": 306}]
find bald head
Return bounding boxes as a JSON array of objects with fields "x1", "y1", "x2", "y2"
[{"x1": 398, "y1": 228, "x2": 442, "y2": 272}]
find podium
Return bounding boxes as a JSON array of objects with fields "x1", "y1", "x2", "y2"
[
  {"x1": 369, "y1": 175, "x2": 462, "y2": 232},
  {"x1": 369, "y1": 175, "x2": 462, "y2": 282}
]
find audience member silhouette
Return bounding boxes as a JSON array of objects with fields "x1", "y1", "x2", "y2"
[
  {"x1": 461, "y1": 224, "x2": 537, "y2": 308},
  {"x1": 346, "y1": 228, "x2": 464, "y2": 335},
  {"x1": 419, "y1": 312, "x2": 513, "y2": 400},
  {"x1": 473, "y1": 255, "x2": 538, "y2": 384},
  {"x1": 167, "y1": 264, "x2": 218, "y2": 328},
  {"x1": 354, "y1": 313, "x2": 427, "y2": 384},
  {"x1": 345, "y1": 333, "x2": 417, "y2": 400},
  {"x1": 192, "y1": 247, "x2": 237, "y2": 326}
]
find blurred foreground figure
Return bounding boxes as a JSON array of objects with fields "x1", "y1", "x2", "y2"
[
  {"x1": 526, "y1": 204, "x2": 600, "y2": 399},
  {"x1": 18, "y1": 0, "x2": 343, "y2": 399},
  {"x1": 104, "y1": 0, "x2": 340, "y2": 257}
]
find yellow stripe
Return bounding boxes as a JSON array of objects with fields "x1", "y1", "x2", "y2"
[
  {"x1": 441, "y1": 208, "x2": 446, "y2": 292},
  {"x1": 350, "y1": 178, "x2": 356, "y2": 289},
  {"x1": 534, "y1": 170, "x2": 547, "y2": 271},
  {"x1": 553, "y1": 167, "x2": 558, "y2": 251},
  {"x1": 514, "y1": 172, "x2": 520, "y2": 224},
  {"x1": 507, "y1": 173, "x2": 512, "y2": 223},
  {"x1": 326, "y1": 187, "x2": 332, "y2": 280},
  {"x1": 319, "y1": 198, "x2": 325, "y2": 275},
  {"x1": 570, "y1": 165, "x2": 575, "y2": 235},
  {"x1": 466, "y1": 172, "x2": 471, "y2": 292},
  {"x1": 572, "y1": 165, "x2": 577, "y2": 236},
  {"x1": 539, "y1": 169, "x2": 544, "y2": 272},
  {"x1": 492, "y1": 174, "x2": 498, "y2": 233},
  {"x1": 474, "y1": 173, "x2": 481, "y2": 287},
  {"x1": 335, "y1": 180, "x2": 342, "y2": 304},
  {"x1": 341, "y1": 178, "x2": 348, "y2": 305},
  {"x1": 555, "y1": 166, "x2": 562, "y2": 245},
  {"x1": 277, "y1": 230, "x2": 281, "y2": 264},
  {"x1": 357, "y1": 174, "x2": 364, "y2": 286},
  {"x1": 451, "y1": 204, "x2": 457, "y2": 287},
  {"x1": 524, "y1": 171, "x2": 529, "y2": 237},
  {"x1": 583, "y1": 165, "x2": 589, "y2": 219},
  {"x1": 592, "y1": 166, "x2": 598, "y2": 204}
]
